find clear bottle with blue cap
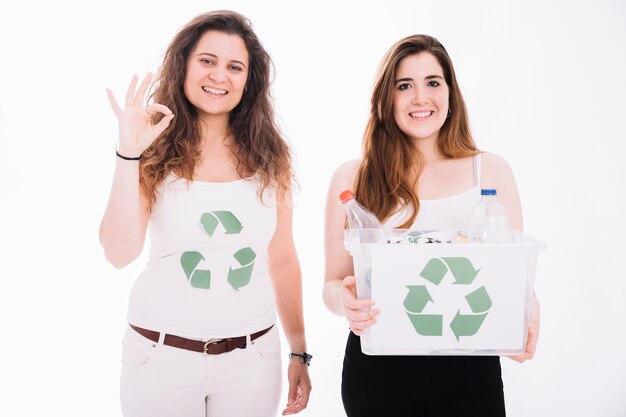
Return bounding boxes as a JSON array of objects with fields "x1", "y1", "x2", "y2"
[{"x1": 467, "y1": 188, "x2": 512, "y2": 243}]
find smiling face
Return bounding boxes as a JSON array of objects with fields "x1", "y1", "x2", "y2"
[
  {"x1": 183, "y1": 30, "x2": 249, "y2": 122},
  {"x1": 392, "y1": 52, "x2": 449, "y2": 145}
]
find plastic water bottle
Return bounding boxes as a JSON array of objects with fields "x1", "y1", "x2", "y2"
[
  {"x1": 339, "y1": 189, "x2": 388, "y2": 243},
  {"x1": 467, "y1": 189, "x2": 512, "y2": 243},
  {"x1": 340, "y1": 189, "x2": 389, "y2": 300}
]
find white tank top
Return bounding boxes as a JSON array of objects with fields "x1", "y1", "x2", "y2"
[
  {"x1": 127, "y1": 175, "x2": 277, "y2": 339},
  {"x1": 385, "y1": 153, "x2": 482, "y2": 230}
]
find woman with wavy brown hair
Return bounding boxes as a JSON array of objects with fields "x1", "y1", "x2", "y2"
[
  {"x1": 323, "y1": 34, "x2": 540, "y2": 416},
  {"x1": 100, "y1": 10, "x2": 310, "y2": 417}
]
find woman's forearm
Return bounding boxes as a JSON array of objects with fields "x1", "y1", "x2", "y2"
[
  {"x1": 271, "y1": 260, "x2": 307, "y2": 352},
  {"x1": 99, "y1": 159, "x2": 146, "y2": 268}
]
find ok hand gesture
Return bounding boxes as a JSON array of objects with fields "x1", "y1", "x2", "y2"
[{"x1": 106, "y1": 73, "x2": 174, "y2": 158}]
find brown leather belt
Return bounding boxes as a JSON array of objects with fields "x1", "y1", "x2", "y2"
[{"x1": 130, "y1": 324, "x2": 273, "y2": 355}]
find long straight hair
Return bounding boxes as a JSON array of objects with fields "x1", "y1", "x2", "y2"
[
  {"x1": 139, "y1": 10, "x2": 293, "y2": 208},
  {"x1": 354, "y1": 34, "x2": 478, "y2": 228}
]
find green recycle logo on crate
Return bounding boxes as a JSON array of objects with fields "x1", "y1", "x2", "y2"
[
  {"x1": 403, "y1": 257, "x2": 492, "y2": 340},
  {"x1": 179, "y1": 211, "x2": 256, "y2": 291}
]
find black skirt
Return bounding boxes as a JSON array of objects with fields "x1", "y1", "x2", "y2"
[{"x1": 341, "y1": 331, "x2": 506, "y2": 417}]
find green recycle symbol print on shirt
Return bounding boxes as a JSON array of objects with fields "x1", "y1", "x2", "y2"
[
  {"x1": 179, "y1": 211, "x2": 256, "y2": 291},
  {"x1": 403, "y1": 257, "x2": 492, "y2": 340}
]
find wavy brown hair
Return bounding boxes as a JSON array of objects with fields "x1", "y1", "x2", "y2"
[
  {"x1": 354, "y1": 34, "x2": 478, "y2": 228},
  {"x1": 139, "y1": 10, "x2": 293, "y2": 208}
]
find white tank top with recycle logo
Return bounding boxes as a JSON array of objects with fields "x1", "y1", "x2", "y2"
[{"x1": 127, "y1": 174, "x2": 278, "y2": 339}]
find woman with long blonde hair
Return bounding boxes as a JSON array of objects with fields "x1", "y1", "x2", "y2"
[
  {"x1": 323, "y1": 34, "x2": 540, "y2": 416},
  {"x1": 100, "y1": 10, "x2": 310, "y2": 417}
]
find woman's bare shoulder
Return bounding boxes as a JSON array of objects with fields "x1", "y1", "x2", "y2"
[
  {"x1": 481, "y1": 151, "x2": 514, "y2": 179},
  {"x1": 329, "y1": 159, "x2": 360, "y2": 188}
]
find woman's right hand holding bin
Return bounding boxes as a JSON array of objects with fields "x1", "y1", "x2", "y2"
[{"x1": 341, "y1": 275, "x2": 380, "y2": 335}]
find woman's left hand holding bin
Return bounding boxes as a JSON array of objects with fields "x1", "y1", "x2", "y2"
[{"x1": 509, "y1": 292, "x2": 540, "y2": 362}]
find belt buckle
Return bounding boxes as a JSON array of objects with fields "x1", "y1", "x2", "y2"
[{"x1": 203, "y1": 338, "x2": 225, "y2": 354}]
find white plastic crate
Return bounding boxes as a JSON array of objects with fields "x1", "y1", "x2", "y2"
[{"x1": 344, "y1": 229, "x2": 545, "y2": 355}]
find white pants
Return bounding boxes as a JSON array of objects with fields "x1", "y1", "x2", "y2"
[{"x1": 120, "y1": 324, "x2": 282, "y2": 417}]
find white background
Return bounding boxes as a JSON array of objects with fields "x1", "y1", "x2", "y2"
[{"x1": 1, "y1": 0, "x2": 625, "y2": 416}]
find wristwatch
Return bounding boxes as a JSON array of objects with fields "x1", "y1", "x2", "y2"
[{"x1": 289, "y1": 352, "x2": 313, "y2": 366}]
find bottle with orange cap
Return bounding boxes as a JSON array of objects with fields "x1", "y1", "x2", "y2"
[{"x1": 339, "y1": 189, "x2": 389, "y2": 243}]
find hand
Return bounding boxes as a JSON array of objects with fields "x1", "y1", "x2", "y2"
[
  {"x1": 341, "y1": 275, "x2": 380, "y2": 336},
  {"x1": 508, "y1": 293, "x2": 540, "y2": 363},
  {"x1": 106, "y1": 73, "x2": 175, "y2": 157},
  {"x1": 281, "y1": 359, "x2": 311, "y2": 415}
]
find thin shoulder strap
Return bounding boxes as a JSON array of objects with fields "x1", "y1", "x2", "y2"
[{"x1": 473, "y1": 153, "x2": 482, "y2": 187}]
